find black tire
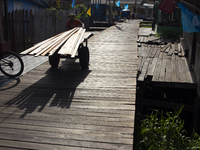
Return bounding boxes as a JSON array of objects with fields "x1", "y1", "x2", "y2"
[
  {"x1": 78, "y1": 46, "x2": 89, "y2": 69},
  {"x1": 49, "y1": 53, "x2": 60, "y2": 68},
  {"x1": 0, "y1": 51, "x2": 24, "y2": 78}
]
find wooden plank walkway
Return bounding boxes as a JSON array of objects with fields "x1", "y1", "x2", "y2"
[
  {"x1": 137, "y1": 34, "x2": 197, "y2": 89},
  {"x1": 0, "y1": 20, "x2": 139, "y2": 149},
  {"x1": 0, "y1": 55, "x2": 48, "y2": 88}
]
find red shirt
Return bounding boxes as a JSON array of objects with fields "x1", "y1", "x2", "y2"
[{"x1": 66, "y1": 19, "x2": 82, "y2": 29}]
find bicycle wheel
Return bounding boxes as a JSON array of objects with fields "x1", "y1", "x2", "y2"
[{"x1": 0, "y1": 51, "x2": 24, "y2": 78}]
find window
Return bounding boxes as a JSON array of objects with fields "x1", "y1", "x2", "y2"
[{"x1": 14, "y1": 2, "x2": 23, "y2": 10}]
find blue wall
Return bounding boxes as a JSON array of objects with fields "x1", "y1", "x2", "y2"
[{"x1": 7, "y1": 0, "x2": 47, "y2": 12}]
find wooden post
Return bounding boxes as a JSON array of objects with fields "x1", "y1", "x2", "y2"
[
  {"x1": 46, "y1": 10, "x2": 50, "y2": 39},
  {"x1": 18, "y1": 10, "x2": 22, "y2": 53},
  {"x1": 25, "y1": 9, "x2": 29, "y2": 49},
  {"x1": 0, "y1": 1, "x2": 4, "y2": 42},
  {"x1": 10, "y1": 11, "x2": 14, "y2": 51},
  {"x1": 109, "y1": 0, "x2": 111, "y2": 26},
  {"x1": 33, "y1": 9, "x2": 39, "y2": 44},
  {"x1": 29, "y1": 10, "x2": 33, "y2": 47},
  {"x1": 22, "y1": 9, "x2": 25, "y2": 51},
  {"x1": 41, "y1": 9, "x2": 46, "y2": 42},
  {"x1": 8, "y1": 11, "x2": 10, "y2": 42},
  {"x1": 3, "y1": 0, "x2": 9, "y2": 41},
  {"x1": 14, "y1": 10, "x2": 19, "y2": 53}
]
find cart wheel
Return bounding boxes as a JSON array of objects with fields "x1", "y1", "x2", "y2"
[
  {"x1": 78, "y1": 46, "x2": 89, "y2": 69},
  {"x1": 49, "y1": 53, "x2": 60, "y2": 68}
]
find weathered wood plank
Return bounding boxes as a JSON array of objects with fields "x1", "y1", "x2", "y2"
[
  {"x1": 149, "y1": 45, "x2": 157, "y2": 58},
  {"x1": 138, "y1": 58, "x2": 150, "y2": 81},
  {"x1": 171, "y1": 58, "x2": 177, "y2": 82},
  {"x1": 29, "y1": 10, "x2": 34, "y2": 47},
  {"x1": 22, "y1": 9, "x2": 25, "y2": 51},
  {"x1": 0, "y1": 120, "x2": 133, "y2": 137},
  {"x1": 154, "y1": 46, "x2": 160, "y2": 58},
  {"x1": 165, "y1": 45, "x2": 171, "y2": 53},
  {"x1": 41, "y1": 30, "x2": 78, "y2": 56},
  {"x1": 20, "y1": 32, "x2": 64, "y2": 55},
  {"x1": 0, "y1": 133, "x2": 132, "y2": 150},
  {"x1": 161, "y1": 43, "x2": 171, "y2": 52},
  {"x1": 152, "y1": 59, "x2": 162, "y2": 82},
  {"x1": 25, "y1": 10, "x2": 29, "y2": 49},
  {"x1": 158, "y1": 51, "x2": 164, "y2": 59},
  {"x1": 165, "y1": 58, "x2": 172, "y2": 82},
  {"x1": 14, "y1": 10, "x2": 19, "y2": 53},
  {"x1": 147, "y1": 58, "x2": 158, "y2": 78},
  {"x1": 168, "y1": 44, "x2": 174, "y2": 56},
  {"x1": 174, "y1": 42, "x2": 179, "y2": 55},
  {"x1": 18, "y1": 10, "x2": 22, "y2": 53},
  {"x1": 0, "y1": 139, "x2": 86, "y2": 150},
  {"x1": 57, "y1": 28, "x2": 82, "y2": 56},
  {"x1": 158, "y1": 59, "x2": 167, "y2": 82},
  {"x1": 71, "y1": 28, "x2": 86, "y2": 57},
  {"x1": 180, "y1": 58, "x2": 191, "y2": 83},
  {"x1": 176, "y1": 59, "x2": 184, "y2": 82}
]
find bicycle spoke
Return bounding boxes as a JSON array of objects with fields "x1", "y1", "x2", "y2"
[{"x1": 0, "y1": 51, "x2": 24, "y2": 77}]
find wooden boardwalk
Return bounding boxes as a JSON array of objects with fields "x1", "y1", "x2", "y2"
[
  {"x1": 0, "y1": 20, "x2": 139, "y2": 149},
  {"x1": 136, "y1": 31, "x2": 197, "y2": 113},
  {"x1": 137, "y1": 35, "x2": 197, "y2": 88}
]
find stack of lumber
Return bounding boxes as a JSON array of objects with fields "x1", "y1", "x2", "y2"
[
  {"x1": 137, "y1": 36, "x2": 186, "y2": 57},
  {"x1": 137, "y1": 36, "x2": 176, "y2": 45},
  {"x1": 20, "y1": 27, "x2": 91, "y2": 57},
  {"x1": 137, "y1": 36, "x2": 196, "y2": 86}
]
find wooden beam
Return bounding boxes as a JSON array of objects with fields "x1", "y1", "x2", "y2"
[
  {"x1": 138, "y1": 58, "x2": 150, "y2": 81},
  {"x1": 161, "y1": 43, "x2": 171, "y2": 52},
  {"x1": 159, "y1": 59, "x2": 167, "y2": 82},
  {"x1": 152, "y1": 58, "x2": 162, "y2": 82},
  {"x1": 137, "y1": 98, "x2": 194, "y2": 111},
  {"x1": 71, "y1": 28, "x2": 86, "y2": 58},
  {"x1": 165, "y1": 58, "x2": 172, "y2": 82},
  {"x1": 48, "y1": 28, "x2": 80, "y2": 56},
  {"x1": 20, "y1": 32, "x2": 64, "y2": 55},
  {"x1": 147, "y1": 58, "x2": 158, "y2": 80},
  {"x1": 180, "y1": 38, "x2": 189, "y2": 57},
  {"x1": 31, "y1": 31, "x2": 71, "y2": 56},
  {"x1": 151, "y1": 81, "x2": 197, "y2": 89},
  {"x1": 57, "y1": 28, "x2": 83, "y2": 56}
]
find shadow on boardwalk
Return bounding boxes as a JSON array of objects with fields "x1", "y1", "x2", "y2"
[{"x1": 4, "y1": 58, "x2": 91, "y2": 118}]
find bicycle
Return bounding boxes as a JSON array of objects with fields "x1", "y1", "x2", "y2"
[{"x1": 0, "y1": 51, "x2": 24, "y2": 78}]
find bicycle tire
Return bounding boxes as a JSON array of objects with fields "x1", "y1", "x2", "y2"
[{"x1": 0, "y1": 51, "x2": 24, "y2": 78}]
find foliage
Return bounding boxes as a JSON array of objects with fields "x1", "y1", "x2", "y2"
[
  {"x1": 134, "y1": 106, "x2": 200, "y2": 150},
  {"x1": 75, "y1": 4, "x2": 89, "y2": 19},
  {"x1": 46, "y1": 4, "x2": 88, "y2": 20},
  {"x1": 46, "y1": 6, "x2": 70, "y2": 11},
  {"x1": 156, "y1": 29, "x2": 180, "y2": 39},
  {"x1": 45, "y1": 7, "x2": 61, "y2": 19}
]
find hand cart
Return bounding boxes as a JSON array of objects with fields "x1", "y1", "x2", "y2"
[
  {"x1": 49, "y1": 35, "x2": 91, "y2": 69},
  {"x1": 20, "y1": 28, "x2": 93, "y2": 69}
]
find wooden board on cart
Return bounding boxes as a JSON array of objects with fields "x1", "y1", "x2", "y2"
[{"x1": 20, "y1": 27, "x2": 92, "y2": 57}]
